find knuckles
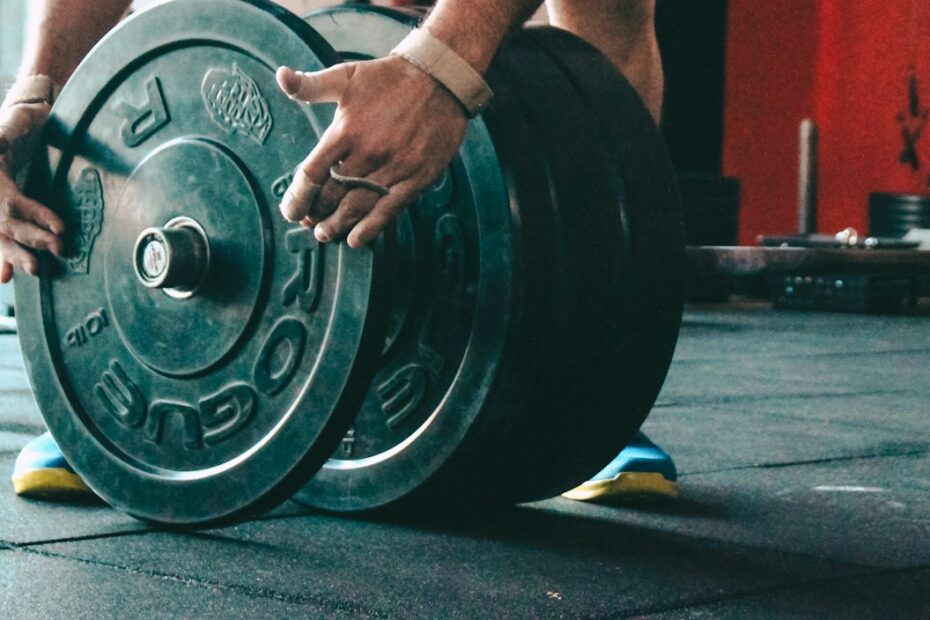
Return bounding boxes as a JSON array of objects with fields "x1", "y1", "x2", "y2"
[
  {"x1": 356, "y1": 144, "x2": 389, "y2": 167},
  {"x1": 297, "y1": 159, "x2": 317, "y2": 181},
  {"x1": 341, "y1": 62, "x2": 358, "y2": 83},
  {"x1": 342, "y1": 197, "x2": 372, "y2": 220},
  {"x1": 327, "y1": 114, "x2": 353, "y2": 144}
]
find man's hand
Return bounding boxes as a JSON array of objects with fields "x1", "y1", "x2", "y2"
[
  {"x1": 276, "y1": 54, "x2": 468, "y2": 248},
  {"x1": 0, "y1": 102, "x2": 65, "y2": 283}
]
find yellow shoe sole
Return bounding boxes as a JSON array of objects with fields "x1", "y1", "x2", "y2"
[
  {"x1": 11, "y1": 468, "x2": 94, "y2": 500},
  {"x1": 561, "y1": 471, "x2": 678, "y2": 502}
]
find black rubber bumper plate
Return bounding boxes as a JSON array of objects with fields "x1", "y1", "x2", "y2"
[{"x1": 15, "y1": 0, "x2": 385, "y2": 526}]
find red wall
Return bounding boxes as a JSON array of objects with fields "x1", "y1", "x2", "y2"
[{"x1": 724, "y1": 0, "x2": 930, "y2": 243}]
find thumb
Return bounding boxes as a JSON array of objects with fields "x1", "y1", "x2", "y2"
[{"x1": 276, "y1": 64, "x2": 355, "y2": 104}]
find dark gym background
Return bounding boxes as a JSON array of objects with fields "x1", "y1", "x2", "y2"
[{"x1": 657, "y1": 0, "x2": 728, "y2": 177}]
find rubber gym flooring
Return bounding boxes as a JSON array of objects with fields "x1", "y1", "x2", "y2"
[{"x1": 1, "y1": 303, "x2": 929, "y2": 618}]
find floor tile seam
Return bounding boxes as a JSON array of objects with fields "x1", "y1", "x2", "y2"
[
  {"x1": 681, "y1": 313, "x2": 930, "y2": 325},
  {"x1": 679, "y1": 446, "x2": 930, "y2": 477},
  {"x1": 9, "y1": 528, "x2": 155, "y2": 549},
  {"x1": 649, "y1": 401, "x2": 917, "y2": 435},
  {"x1": 685, "y1": 406, "x2": 921, "y2": 434},
  {"x1": 8, "y1": 508, "x2": 318, "y2": 549},
  {"x1": 5, "y1": 543, "x2": 393, "y2": 617},
  {"x1": 655, "y1": 388, "x2": 905, "y2": 409},
  {"x1": 671, "y1": 346, "x2": 930, "y2": 364},
  {"x1": 598, "y1": 561, "x2": 930, "y2": 619}
]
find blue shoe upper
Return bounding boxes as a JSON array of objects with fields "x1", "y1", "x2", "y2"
[
  {"x1": 589, "y1": 431, "x2": 677, "y2": 482},
  {"x1": 12, "y1": 432, "x2": 76, "y2": 476}
]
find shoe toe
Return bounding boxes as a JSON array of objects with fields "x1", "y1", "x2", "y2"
[
  {"x1": 11, "y1": 432, "x2": 94, "y2": 499},
  {"x1": 13, "y1": 432, "x2": 74, "y2": 475}
]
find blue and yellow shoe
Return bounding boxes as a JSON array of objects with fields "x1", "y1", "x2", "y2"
[
  {"x1": 11, "y1": 432, "x2": 94, "y2": 500},
  {"x1": 562, "y1": 432, "x2": 678, "y2": 501}
]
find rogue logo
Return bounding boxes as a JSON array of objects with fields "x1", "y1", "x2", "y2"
[
  {"x1": 201, "y1": 63, "x2": 273, "y2": 145},
  {"x1": 68, "y1": 167, "x2": 104, "y2": 274}
]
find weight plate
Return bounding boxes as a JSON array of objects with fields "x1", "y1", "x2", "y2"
[
  {"x1": 872, "y1": 213, "x2": 930, "y2": 221},
  {"x1": 525, "y1": 27, "x2": 685, "y2": 452},
  {"x1": 15, "y1": 0, "x2": 385, "y2": 526},
  {"x1": 297, "y1": 6, "x2": 558, "y2": 511},
  {"x1": 297, "y1": 7, "x2": 683, "y2": 511},
  {"x1": 868, "y1": 193, "x2": 930, "y2": 208},
  {"x1": 482, "y1": 31, "x2": 645, "y2": 498}
]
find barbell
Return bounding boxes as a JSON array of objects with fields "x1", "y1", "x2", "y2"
[{"x1": 15, "y1": 0, "x2": 683, "y2": 526}]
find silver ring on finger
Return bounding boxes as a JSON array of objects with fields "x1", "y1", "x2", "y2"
[{"x1": 329, "y1": 163, "x2": 390, "y2": 197}]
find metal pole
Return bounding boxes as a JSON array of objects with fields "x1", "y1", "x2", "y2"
[{"x1": 798, "y1": 118, "x2": 819, "y2": 235}]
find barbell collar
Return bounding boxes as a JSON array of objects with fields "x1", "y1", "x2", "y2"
[{"x1": 133, "y1": 217, "x2": 210, "y2": 296}]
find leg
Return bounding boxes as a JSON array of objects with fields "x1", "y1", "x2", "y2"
[{"x1": 545, "y1": 0, "x2": 663, "y2": 123}]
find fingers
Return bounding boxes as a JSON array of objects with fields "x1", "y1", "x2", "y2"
[
  {"x1": 318, "y1": 179, "x2": 418, "y2": 249},
  {"x1": 0, "y1": 187, "x2": 63, "y2": 279},
  {"x1": 0, "y1": 197, "x2": 63, "y2": 256},
  {"x1": 314, "y1": 187, "x2": 378, "y2": 244},
  {"x1": 279, "y1": 123, "x2": 348, "y2": 223},
  {"x1": 0, "y1": 216, "x2": 62, "y2": 256},
  {"x1": 280, "y1": 168, "x2": 321, "y2": 222},
  {"x1": 311, "y1": 176, "x2": 352, "y2": 227},
  {"x1": 282, "y1": 150, "x2": 379, "y2": 227},
  {"x1": 276, "y1": 62, "x2": 362, "y2": 222},
  {"x1": 0, "y1": 102, "x2": 63, "y2": 279},
  {"x1": 276, "y1": 64, "x2": 355, "y2": 104},
  {"x1": 0, "y1": 166, "x2": 64, "y2": 234},
  {"x1": 312, "y1": 149, "x2": 398, "y2": 236},
  {"x1": 0, "y1": 237, "x2": 38, "y2": 277},
  {"x1": 346, "y1": 182, "x2": 418, "y2": 248},
  {"x1": 14, "y1": 192, "x2": 65, "y2": 236}
]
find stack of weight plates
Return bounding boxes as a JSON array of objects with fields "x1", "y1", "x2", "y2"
[
  {"x1": 16, "y1": 0, "x2": 683, "y2": 526},
  {"x1": 869, "y1": 192, "x2": 930, "y2": 298},
  {"x1": 869, "y1": 192, "x2": 930, "y2": 239}
]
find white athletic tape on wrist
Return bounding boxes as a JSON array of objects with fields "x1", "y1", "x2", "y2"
[
  {"x1": 390, "y1": 28, "x2": 493, "y2": 118},
  {"x1": 2, "y1": 74, "x2": 59, "y2": 109}
]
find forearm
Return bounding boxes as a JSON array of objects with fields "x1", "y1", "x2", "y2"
[
  {"x1": 19, "y1": 0, "x2": 131, "y2": 87},
  {"x1": 423, "y1": 0, "x2": 544, "y2": 73}
]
